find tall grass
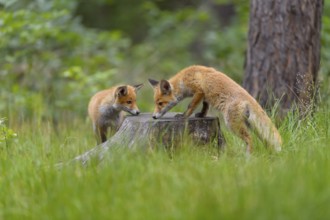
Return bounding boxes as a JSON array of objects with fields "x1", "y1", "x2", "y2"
[{"x1": 1, "y1": 107, "x2": 330, "y2": 220}]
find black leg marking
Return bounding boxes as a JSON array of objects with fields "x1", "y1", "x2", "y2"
[{"x1": 195, "y1": 101, "x2": 209, "y2": 117}]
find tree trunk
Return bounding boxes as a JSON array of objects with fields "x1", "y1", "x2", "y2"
[{"x1": 243, "y1": 0, "x2": 323, "y2": 116}]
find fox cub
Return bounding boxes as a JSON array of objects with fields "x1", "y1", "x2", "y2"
[
  {"x1": 148, "y1": 65, "x2": 282, "y2": 153},
  {"x1": 88, "y1": 84, "x2": 143, "y2": 143}
]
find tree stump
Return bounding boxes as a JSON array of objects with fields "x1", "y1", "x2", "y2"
[
  {"x1": 138, "y1": 113, "x2": 223, "y2": 148},
  {"x1": 64, "y1": 113, "x2": 223, "y2": 166}
]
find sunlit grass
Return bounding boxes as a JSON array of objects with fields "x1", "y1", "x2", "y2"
[{"x1": 1, "y1": 107, "x2": 330, "y2": 220}]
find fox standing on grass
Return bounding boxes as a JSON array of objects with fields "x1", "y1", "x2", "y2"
[
  {"x1": 88, "y1": 84, "x2": 143, "y2": 143},
  {"x1": 148, "y1": 65, "x2": 282, "y2": 153}
]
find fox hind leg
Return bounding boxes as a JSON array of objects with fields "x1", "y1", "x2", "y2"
[
  {"x1": 238, "y1": 127, "x2": 252, "y2": 153},
  {"x1": 224, "y1": 102, "x2": 253, "y2": 153}
]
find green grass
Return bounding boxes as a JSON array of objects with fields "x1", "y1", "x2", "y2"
[{"x1": 1, "y1": 108, "x2": 330, "y2": 220}]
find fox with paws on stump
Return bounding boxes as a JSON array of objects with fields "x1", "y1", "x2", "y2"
[{"x1": 148, "y1": 65, "x2": 282, "y2": 153}]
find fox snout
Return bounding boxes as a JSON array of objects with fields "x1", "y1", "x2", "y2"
[
  {"x1": 152, "y1": 112, "x2": 163, "y2": 119},
  {"x1": 126, "y1": 108, "x2": 140, "y2": 116},
  {"x1": 131, "y1": 109, "x2": 140, "y2": 115}
]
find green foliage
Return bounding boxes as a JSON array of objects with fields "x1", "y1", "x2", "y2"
[
  {"x1": 0, "y1": 4, "x2": 130, "y2": 120},
  {"x1": 0, "y1": 118, "x2": 17, "y2": 150},
  {"x1": 122, "y1": 1, "x2": 248, "y2": 83}
]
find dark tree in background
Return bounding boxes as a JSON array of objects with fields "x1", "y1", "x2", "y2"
[{"x1": 243, "y1": 0, "x2": 324, "y2": 116}]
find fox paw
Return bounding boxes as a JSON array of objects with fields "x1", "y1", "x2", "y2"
[
  {"x1": 195, "y1": 112, "x2": 206, "y2": 118},
  {"x1": 174, "y1": 113, "x2": 185, "y2": 119}
]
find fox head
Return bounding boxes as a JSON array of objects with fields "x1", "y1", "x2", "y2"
[
  {"x1": 114, "y1": 84, "x2": 143, "y2": 115},
  {"x1": 148, "y1": 79, "x2": 178, "y2": 119}
]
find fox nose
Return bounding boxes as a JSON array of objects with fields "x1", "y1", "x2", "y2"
[
  {"x1": 136, "y1": 111, "x2": 140, "y2": 115},
  {"x1": 152, "y1": 115, "x2": 157, "y2": 119}
]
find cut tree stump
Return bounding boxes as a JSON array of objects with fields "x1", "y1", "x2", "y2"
[
  {"x1": 143, "y1": 113, "x2": 223, "y2": 148},
  {"x1": 62, "y1": 113, "x2": 224, "y2": 166}
]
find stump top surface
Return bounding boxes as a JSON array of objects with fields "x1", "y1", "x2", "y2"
[{"x1": 125, "y1": 112, "x2": 218, "y2": 123}]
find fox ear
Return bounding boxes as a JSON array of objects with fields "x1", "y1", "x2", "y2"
[
  {"x1": 148, "y1": 79, "x2": 159, "y2": 88},
  {"x1": 160, "y1": 80, "x2": 171, "y2": 95},
  {"x1": 133, "y1": 83, "x2": 143, "y2": 91},
  {"x1": 116, "y1": 86, "x2": 128, "y2": 97}
]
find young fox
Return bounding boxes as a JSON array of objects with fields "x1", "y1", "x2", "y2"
[
  {"x1": 88, "y1": 84, "x2": 143, "y2": 143},
  {"x1": 148, "y1": 65, "x2": 282, "y2": 153}
]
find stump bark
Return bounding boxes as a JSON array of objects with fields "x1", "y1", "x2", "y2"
[{"x1": 65, "y1": 113, "x2": 223, "y2": 166}]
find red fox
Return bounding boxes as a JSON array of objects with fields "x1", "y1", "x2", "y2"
[
  {"x1": 148, "y1": 65, "x2": 282, "y2": 153},
  {"x1": 88, "y1": 84, "x2": 143, "y2": 143}
]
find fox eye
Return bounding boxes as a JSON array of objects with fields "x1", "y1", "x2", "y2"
[
  {"x1": 127, "y1": 101, "x2": 132, "y2": 104},
  {"x1": 158, "y1": 102, "x2": 163, "y2": 106}
]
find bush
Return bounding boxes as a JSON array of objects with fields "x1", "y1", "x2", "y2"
[{"x1": 0, "y1": 2, "x2": 130, "y2": 121}]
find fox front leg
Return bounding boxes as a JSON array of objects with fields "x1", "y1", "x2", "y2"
[
  {"x1": 195, "y1": 101, "x2": 209, "y2": 118},
  {"x1": 175, "y1": 93, "x2": 204, "y2": 118}
]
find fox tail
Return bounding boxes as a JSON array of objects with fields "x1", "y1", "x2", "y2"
[{"x1": 246, "y1": 103, "x2": 282, "y2": 152}]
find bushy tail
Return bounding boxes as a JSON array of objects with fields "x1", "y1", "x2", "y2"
[{"x1": 246, "y1": 104, "x2": 282, "y2": 152}]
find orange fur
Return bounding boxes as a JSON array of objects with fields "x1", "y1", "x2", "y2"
[
  {"x1": 149, "y1": 65, "x2": 282, "y2": 153},
  {"x1": 88, "y1": 84, "x2": 143, "y2": 143}
]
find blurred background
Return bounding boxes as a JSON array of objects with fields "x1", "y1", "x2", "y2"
[{"x1": 0, "y1": 0, "x2": 329, "y2": 125}]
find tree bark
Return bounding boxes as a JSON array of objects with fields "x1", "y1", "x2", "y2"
[{"x1": 243, "y1": 0, "x2": 323, "y2": 116}]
